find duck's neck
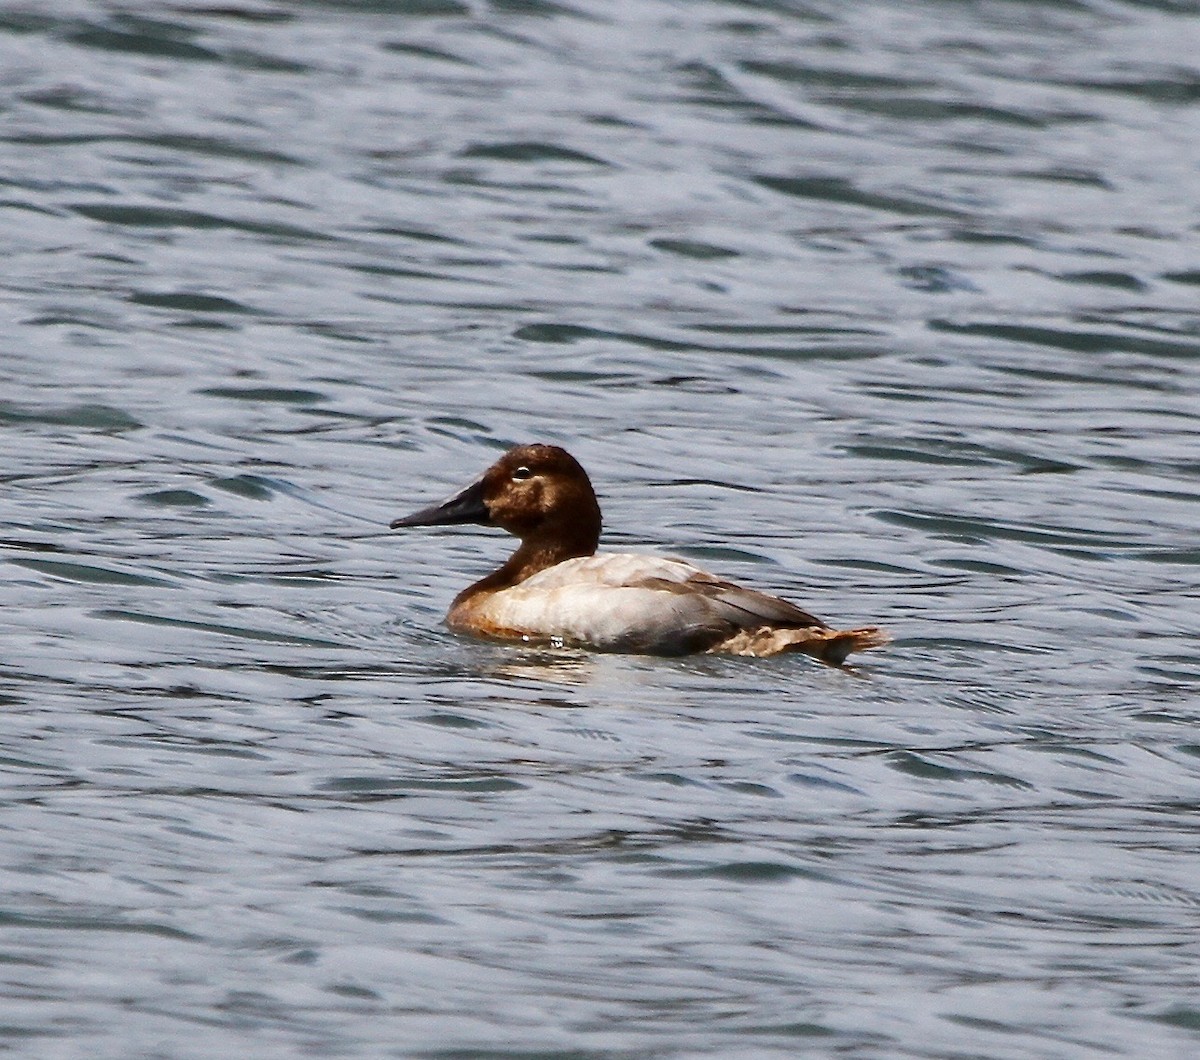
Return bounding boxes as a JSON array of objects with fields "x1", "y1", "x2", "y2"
[{"x1": 455, "y1": 515, "x2": 600, "y2": 603}]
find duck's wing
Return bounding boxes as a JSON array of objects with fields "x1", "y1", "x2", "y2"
[{"x1": 631, "y1": 571, "x2": 828, "y2": 631}]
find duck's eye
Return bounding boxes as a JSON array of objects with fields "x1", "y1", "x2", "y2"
[{"x1": 511, "y1": 466, "x2": 532, "y2": 482}]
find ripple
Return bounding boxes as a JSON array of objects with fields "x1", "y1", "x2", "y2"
[
  {"x1": 382, "y1": 40, "x2": 475, "y2": 65},
  {"x1": 0, "y1": 908, "x2": 197, "y2": 941},
  {"x1": 1054, "y1": 270, "x2": 1147, "y2": 291},
  {"x1": 754, "y1": 174, "x2": 969, "y2": 218},
  {"x1": 884, "y1": 751, "x2": 1033, "y2": 790},
  {"x1": 63, "y1": 18, "x2": 222, "y2": 62},
  {"x1": 0, "y1": 402, "x2": 141, "y2": 431},
  {"x1": 196, "y1": 386, "x2": 327, "y2": 404},
  {"x1": 928, "y1": 319, "x2": 1200, "y2": 360},
  {"x1": 1161, "y1": 269, "x2": 1200, "y2": 286},
  {"x1": 458, "y1": 141, "x2": 612, "y2": 166},
  {"x1": 69, "y1": 203, "x2": 334, "y2": 242},
  {"x1": 9, "y1": 557, "x2": 172, "y2": 587},
  {"x1": 649, "y1": 238, "x2": 739, "y2": 260},
  {"x1": 209, "y1": 475, "x2": 277, "y2": 500},
  {"x1": 137, "y1": 489, "x2": 210, "y2": 508},
  {"x1": 91, "y1": 609, "x2": 346, "y2": 648},
  {"x1": 129, "y1": 291, "x2": 261, "y2": 313},
  {"x1": 319, "y1": 774, "x2": 526, "y2": 794},
  {"x1": 664, "y1": 860, "x2": 827, "y2": 883},
  {"x1": 1063, "y1": 76, "x2": 1200, "y2": 104}
]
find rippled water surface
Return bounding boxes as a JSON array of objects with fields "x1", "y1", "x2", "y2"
[{"x1": 3, "y1": 1, "x2": 1200, "y2": 1056}]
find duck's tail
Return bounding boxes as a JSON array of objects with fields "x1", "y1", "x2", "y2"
[{"x1": 714, "y1": 625, "x2": 891, "y2": 665}]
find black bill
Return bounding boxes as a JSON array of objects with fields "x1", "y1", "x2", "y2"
[{"x1": 389, "y1": 477, "x2": 490, "y2": 529}]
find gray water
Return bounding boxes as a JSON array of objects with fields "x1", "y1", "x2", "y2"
[{"x1": 2, "y1": 1, "x2": 1200, "y2": 1056}]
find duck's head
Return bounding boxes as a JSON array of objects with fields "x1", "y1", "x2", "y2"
[{"x1": 390, "y1": 444, "x2": 602, "y2": 550}]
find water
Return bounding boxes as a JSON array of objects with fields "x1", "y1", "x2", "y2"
[{"x1": 2, "y1": 0, "x2": 1199, "y2": 1056}]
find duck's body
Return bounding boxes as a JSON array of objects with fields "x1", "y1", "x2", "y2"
[
  {"x1": 447, "y1": 552, "x2": 887, "y2": 662},
  {"x1": 391, "y1": 445, "x2": 889, "y2": 665}
]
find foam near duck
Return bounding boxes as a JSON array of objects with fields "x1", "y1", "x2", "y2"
[{"x1": 390, "y1": 444, "x2": 890, "y2": 665}]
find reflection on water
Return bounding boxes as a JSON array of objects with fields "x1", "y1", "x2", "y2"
[
  {"x1": 2, "y1": 0, "x2": 1199, "y2": 1056},
  {"x1": 482, "y1": 650, "x2": 600, "y2": 687}
]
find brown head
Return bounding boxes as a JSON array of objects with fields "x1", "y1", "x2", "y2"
[{"x1": 390, "y1": 444, "x2": 603, "y2": 567}]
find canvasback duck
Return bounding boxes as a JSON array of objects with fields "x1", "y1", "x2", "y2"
[{"x1": 391, "y1": 444, "x2": 890, "y2": 665}]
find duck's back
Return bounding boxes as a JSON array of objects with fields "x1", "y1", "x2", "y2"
[{"x1": 449, "y1": 552, "x2": 830, "y2": 656}]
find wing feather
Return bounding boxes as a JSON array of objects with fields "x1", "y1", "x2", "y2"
[{"x1": 629, "y1": 573, "x2": 828, "y2": 631}]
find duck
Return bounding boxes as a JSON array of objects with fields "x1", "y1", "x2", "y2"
[{"x1": 390, "y1": 444, "x2": 890, "y2": 665}]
